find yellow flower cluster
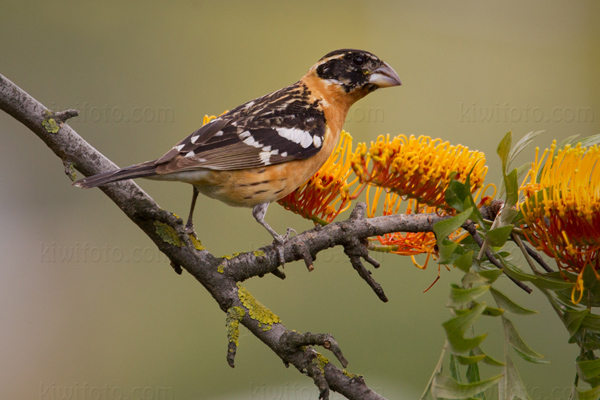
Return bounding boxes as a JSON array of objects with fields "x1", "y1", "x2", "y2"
[
  {"x1": 278, "y1": 131, "x2": 364, "y2": 224},
  {"x1": 351, "y1": 135, "x2": 488, "y2": 209},
  {"x1": 520, "y1": 141, "x2": 600, "y2": 301}
]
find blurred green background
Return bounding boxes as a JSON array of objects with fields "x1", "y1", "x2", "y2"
[{"x1": 1, "y1": 1, "x2": 599, "y2": 399}]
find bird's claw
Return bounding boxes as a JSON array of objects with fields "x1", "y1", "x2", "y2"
[
  {"x1": 184, "y1": 220, "x2": 198, "y2": 238},
  {"x1": 272, "y1": 227, "x2": 296, "y2": 265}
]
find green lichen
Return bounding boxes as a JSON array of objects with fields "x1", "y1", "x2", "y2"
[
  {"x1": 343, "y1": 369, "x2": 363, "y2": 379},
  {"x1": 253, "y1": 250, "x2": 266, "y2": 258},
  {"x1": 237, "y1": 283, "x2": 281, "y2": 330},
  {"x1": 313, "y1": 352, "x2": 330, "y2": 372},
  {"x1": 222, "y1": 252, "x2": 241, "y2": 260},
  {"x1": 226, "y1": 306, "x2": 245, "y2": 346},
  {"x1": 217, "y1": 264, "x2": 225, "y2": 273},
  {"x1": 64, "y1": 160, "x2": 76, "y2": 181},
  {"x1": 42, "y1": 117, "x2": 60, "y2": 133},
  {"x1": 188, "y1": 235, "x2": 205, "y2": 251},
  {"x1": 154, "y1": 221, "x2": 182, "y2": 247}
]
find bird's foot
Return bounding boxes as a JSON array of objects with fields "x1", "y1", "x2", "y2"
[
  {"x1": 184, "y1": 219, "x2": 198, "y2": 239},
  {"x1": 272, "y1": 227, "x2": 296, "y2": 265}
]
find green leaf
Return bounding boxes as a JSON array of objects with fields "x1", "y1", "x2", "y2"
[
  {"x1": 500, "y1": 259, "x2": 537, "y2": 282},
  {"x1": 456, "y1": 354, "x2": 486, "y2": 365},
  {"x1": 564, "y1": 309, "x2": 589, "y2": 338},
  {"x1": 502, "y1": 316, "x2": 547, "y2": 364},
  {"x1": 577, "y1": 358, "x2": 600, "y2": 384},
  {"x1": 577, "y1": 133, "x2": 600, "y2": 148},
  {"x1": 557, "y1": 134, "x2": 581, "y2": 150},
  {"x1": 531, "y1": 275, "x2": 575, "y2": 291},
  {"x1": 500, "y1": 355, "x2": 533, "y2": 400},
  {"x1": 438, "y1": 238, "x2": 461, "y2": 265},
  {"x1": 432, "y1": 373, "x2": 501, "y2": 399},
  {"x1": 478, "y1": 269, "x2": 504, "y2": 284},
  {"x1": 446, "y1": 179, "x2": 471, "y2": 212},
  {"x1": 434, "y1": 208, "x2": 473, "y2": 240},
  {"x1": 462, "y1": 272, "x2": 489, "y2": 287},
  {"x1": 490, "y1": 288, "x2": 538, "y2": 315},
  {"x1": 471, "y1": 346, "x2": 505, "y2": 367},
  {"x1": 503, "y1": 169, "x2": 519, "y2": 211},
  {"x1": 443, "y1": 302, "x2": 488, "y2": 353},
  {"x1": 455, "y1": 251, "x2": 474, "y2": 273},
  {"x1": 448, "y1": 285, "x2": 490, "y2": 307},
  {"x1": 450, "y1": 353, "x2": 461, "y2": 382},
  {"x1": 577, "y1": 384, "x2": 600, "y2": 400},
  {"x1": 582, "y1": 314, "x2": 600, "y2": 333},
  {"x1": 486, "y1": 225, "x2": 514, "y2": 247},
  {"x1": 482, "y1": 305, "x2": 504, "y2": 317},
  {"x1": 497, "y1": 131, "x2": 512, "y2": 175},
  {"x1": 508, "y1": 131, "x2": 544, "y2": 167}
]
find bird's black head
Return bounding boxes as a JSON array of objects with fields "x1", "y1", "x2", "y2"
[{"x1": 312, "y1": 49, "x2": 401, "y2": 94}]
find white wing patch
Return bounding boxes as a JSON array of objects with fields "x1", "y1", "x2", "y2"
[
  {"x1": 313, "y1": 135, "x2": 322, "y2": 148},
  {"x1": 259, "y1": 149, "x2": 279, "y2": 166},
  {"x1": 276, "y1": 127, "x2": 314, "y2": 149},
  {"x1": 241, "y1": 133, "x2": 263, "y2": 148}
]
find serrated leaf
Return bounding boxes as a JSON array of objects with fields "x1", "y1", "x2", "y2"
[
  {"x1": 501, "y1": 355, "x2": 533, "y2": 400},
  {"x1": 472, "y1": 346, "x2": 505, "y2": 367},
  {"x1": 432, "y1": 373, "x2": 501, "y2": 399},
  {"x1": 466, "y1": 360, "x2": 482, "y2": 393},
  {"x1": 564, "y1": 309, "x2": 589, "y2": 338},
  {"x1": 508, "y1": 131, "x2": 545, "y2": 167},
  {"x1": 497, "y1": 132, "x2": 512, "y2": 175},
  {"x1": 446, "y1": 180, "x2": 471, "y2": 211},
  {"x1": 450, "y1": 353, "x2": 461, "y2": 382},
  {"x1": 557, "y1": 134, "x2": 580, "y2": 150},
  {"x1": 444, "y1": 302, "x2": 488, "y2": 353},
  {"x1": 502, "y1": 317, "x2": 546, "y2": 363},
  {"x1": 455, "y1": 250, "x2": 474, "y2": 273},
  {"x1": 482, "y1": 306, "x2": 504, "y2": 317},
  {"x1": 490, "y1": 287, "x2": 538, "y2": 315},
  {"x1": 531, "y1": 275, "x2": 575, "y2": 291},
  {"x1": 478, "y1": 269, "x2": 504, "y2": 283},
  {"x1": 500, "y1": 259, "x2": 537, "y2": 282},
  {"x1": 577, "y1": 133, "x2": 600, "y2": 148},
  {"x1": 577, "y1": 358, "x2": 600, "y2": 383},
  {"x1": 503, "y1": 169, "x2": 519, "y2": 211},
  {"x1": 486, "y1": 225, "x2": 514, "y2": 247},
  {"x1": 448, "y1": 285, "x2": 490, "y2": 307},
  {"x1": 462, "y1": 272, "x2": 489, "y2": 287},
  {"x1": 434, "y1": 208, "x2": 473, "y2": 240},
  {"x1": 438, "y1": 238, "x2": 460, "y2": 265},
  {"x1": 582, "y1": 314, "x2": 600, "y2": 333},
  {"x1": 456, "y1": 354, "x2": 486, "y2": 365}
]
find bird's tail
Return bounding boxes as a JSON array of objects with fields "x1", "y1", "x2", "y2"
[{"x1": 73, "y1": 161, "x2": 158, "y2": 188}]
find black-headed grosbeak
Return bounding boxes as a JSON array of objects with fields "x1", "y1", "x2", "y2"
[{"x1": 74, "y1": 49, "x2": 401, "y2": 244}]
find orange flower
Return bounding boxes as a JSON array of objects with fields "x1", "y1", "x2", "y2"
[
  {"x1": 520, "y1": 141, "x2": 600, "y2": 303},
  {"x1": 352, "y1": 135, "x2": 488, "y2": 210},
  {"x1": 278, "y1": 131, "x2": 364, "y2": 224}
]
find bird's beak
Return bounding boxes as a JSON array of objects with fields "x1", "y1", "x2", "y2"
[{"x1": 369, "y1": 62, "x2": 401, "y2": 88}]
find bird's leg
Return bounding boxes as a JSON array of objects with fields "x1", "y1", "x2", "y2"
[
  {"x1": 252, "y1": 203, "x2": 295, "y2": 264},
  {"x1": 185, "y1": 186, "x2": 200, "y2": 237}
]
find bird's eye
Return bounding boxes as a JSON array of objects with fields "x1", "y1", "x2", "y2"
[{"x1": 352, "y1": 55, "x2": 364, "y2": 66}]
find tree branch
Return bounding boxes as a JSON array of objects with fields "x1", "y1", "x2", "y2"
[{"x1": 0, "y1": 72, "x2": 492, "y2": 399}]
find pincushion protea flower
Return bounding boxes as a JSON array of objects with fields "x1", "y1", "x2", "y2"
[
  {"x1": 520, "y1": 141, "x2": 600, "y2": 302},
  {"x1": 351, "y1": 135, "x2": 488, "y2": 210},
  {"x1": 277, "y1": 131, "x2": 364, "y2": 225}
]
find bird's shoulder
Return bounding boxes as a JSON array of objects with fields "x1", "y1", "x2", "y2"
[{"x1": 155, "y1": 81, "x2": 329, "y2": 171}]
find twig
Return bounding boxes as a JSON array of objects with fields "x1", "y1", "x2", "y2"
[{"x1": 463, "y1": 220, "x2": 532, "y2": 294}]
